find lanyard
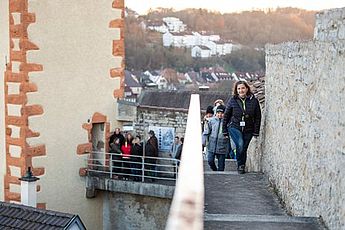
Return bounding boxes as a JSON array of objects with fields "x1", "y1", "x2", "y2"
[{"x1": 240, "y1": 98, "x2": 246, "y2": 121}]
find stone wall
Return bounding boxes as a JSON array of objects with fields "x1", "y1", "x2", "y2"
[
  {"x1": 103, "y1": 192, "x2": 171, "y2": 230},
  {"x1": 134, "y1": 108, "x2": 188, "y2": 147},
  {"x1": 262, "y1": 8, "x2": 345, "y2": 230}
]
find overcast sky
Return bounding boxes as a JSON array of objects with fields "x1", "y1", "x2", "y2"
[{"x1": 125, "y1": 0, "x2": 345, "y2": 15}]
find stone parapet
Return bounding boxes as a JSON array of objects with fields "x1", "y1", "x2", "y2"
[{"x1": 263, "y1": 7, "x2": 345, "y2": 230}]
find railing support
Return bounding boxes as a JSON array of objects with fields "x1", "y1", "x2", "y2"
[
  {"x1": 141, "y1": 156, "x2": 145, "y2": 182},
  {"x1": 109, "y1": 154, "x2": 113, "y2": 179}
]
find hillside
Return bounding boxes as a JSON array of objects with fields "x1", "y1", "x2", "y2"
[{"x1": 125, "y1": 7, "x2": 316, "y2": 72}]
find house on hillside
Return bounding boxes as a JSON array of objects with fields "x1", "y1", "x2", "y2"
[
  {"x1": 146, "y1": 19, "x2": 168, "y2": 33},
  {"x1": 185, "y1": 71, "x2": 200, "y2": 84},
  {"x1": 215, "y1": 41, "x2": 233, "y2": 56},
  {"x1": 139, "y1": 73, "x2": 157, "y2": 88},
  {"x1": 195, "y1": 32, "x2": 220, "y2": 45},
  {"x1": 212, "y1": 71, "x2": 232, "y2": 81},
  {"x1": 163, "y1": 32, "x2": 188, "y2": 47},
  {"x1": 205, "y1": 40, "x2": 217, "y2": 56},
  {"x1": 160, "y1": 68, "x2": 179, "y2": 89},
  {"x1": 177, "y1": 73, "x2": 190, "y2": 85},
  {"x1": 163, "y1": 32, "x2": 174, "y2": 46},
  {"x1": 200, "y1": 67, "x2": 230, "y2": 82},
  {"x1": 163, "y1": 31, "x2": 223, "y2": 49},
  {"x1": 124, "y1": 70, "x2": 143, "y2": 102},
  {"x1": 191, "y1": 46, "x2": 212, "y2": 58},
  {"x1": 232, "y1": 72, "x2": 264, "y2": 81},
  {"x1": 162, "y1": 17, "x2": 186, "y2": 33},
  {"x1": 202, "y1": 40, "x2": 234, "y2": 56},
  {"x1": 144, "y1": 70, "x2": 169, "y2": 89},
  {"x1": 144, "y1": 17, "x2": 186, "y2": 34}
]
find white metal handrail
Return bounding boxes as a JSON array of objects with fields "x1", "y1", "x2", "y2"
[
  {"x1": 166, "y1": 94, "x2": 204, "y2": 230},
  {"x1": 86, "y1": 151, "x2": 180, "y2": 183}
]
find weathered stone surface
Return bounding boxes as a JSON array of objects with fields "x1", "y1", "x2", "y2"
[
  {"x1": 103, "y1": 192, "x2": 170, "y2": 230},
  {"x1": 134, "y1": 108, "x2": 188, "y2": 141},
  {"x1": 87, "y1": 176, "x2": 174, "y2": 199},
  {"x1": 204, "y1": 173, "x2": 324, "y2": 229},
  {"x1": 258, "y1": 7, "x2": 345, "y2": 230}
]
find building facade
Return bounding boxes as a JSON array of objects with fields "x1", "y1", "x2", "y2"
[{"x1": 0, "y1": 1, "x2": 125, "y2": 229}]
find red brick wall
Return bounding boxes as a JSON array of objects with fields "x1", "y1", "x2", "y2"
[{"x1": 4, "y1": 0, "x2": 45, "y2": 207}]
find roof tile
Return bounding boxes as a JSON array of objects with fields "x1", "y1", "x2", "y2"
[{"x1": 0, "y1": 201, "x2": 84, "y2": 229}]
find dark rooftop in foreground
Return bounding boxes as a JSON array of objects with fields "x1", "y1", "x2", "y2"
[
  {"x1": 0, "y1": 201, "x2": 86, "y2": 230},
  {"x1": 137, "y1": 90, "x2": 231, "y2": 111}
]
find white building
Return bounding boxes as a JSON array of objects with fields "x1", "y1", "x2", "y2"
[
  {"x1": 163, "y1": 32, "x2": 186, "y2": 47},
  {"x1": 163, "y1": 32, "x2": 174, "y2": 46},
  {"x1": 146, "y1": 20, "x2": 169, "y2": 33},
  {"x1": 205, "y1": 41, "x2": 217, "y2": 56},
  {"x1": 183, "y1": 34, "x2": 198, "y2": 47},
  {"x1": 144, "y1": 71, "x2": 168, "y2": 89},
  {"x1": 162, "y1": 17, "x2": 186, "y2": 33},
  {"x1": 191, "y1": 46, "x2": 212, "y2": 58},
  {"x1": 0, "y1": 1, "x2": 125, "y2": 229},
  {"x1": 147, "y1": 17, "x2": 186, "y2": 34}
]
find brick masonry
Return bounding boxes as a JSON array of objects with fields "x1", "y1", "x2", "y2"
[
  {"x1": 4, "y1": 0, "x2": 45, "y2": 207},
  {"x1": 77, "y1": 112, "x2": 110, "y2": 176},
  {"x1": 253, "y1": 7, "x2": 345, "y2": 230},
  {"x1": 111, "y1": 0, "x2": 125, "y2": 99}
]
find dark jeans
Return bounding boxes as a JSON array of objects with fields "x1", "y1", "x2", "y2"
[
  {"x1": 111, "y1": 154, "x2": 122, "y2": 175},
  {"x1": 122, "y1": 157, "x2": 131, "y2": 177},
  {"x1": 207, "y1": 151, "x2": 226, "y2": 171},
  {"x1": 144, "y1": 158, "x2": 157, "y2": 178},
  {"x1": 229, "y1": 127, "x2": 253, "y2": 168}
]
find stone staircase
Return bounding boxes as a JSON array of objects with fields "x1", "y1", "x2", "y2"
[{"x1": 203, "y1": 160, "x2": 324, "y2": 229}]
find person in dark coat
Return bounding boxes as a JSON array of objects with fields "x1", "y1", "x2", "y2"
[
  {"x1": 109, "y1": 128, "x2": 125, "y2": 147},
  {"x1": 175, "y1": 137, "x2": 184, "y2": 167},
  {"x1": 145, "y1": 130, "x2": 159, "y2": 179},
  {"x1": 203, "y1": 105, "x2": 229, "y2": 171},
  {"x1": 109, "y1": 137, "x2": 122, "y2": 178},
  {"x1": 131, "y1": 135, "x2": 144, "y2": 181},
  {"x1": 222, "y1": 80, "x2": 261, "y2": 174}
]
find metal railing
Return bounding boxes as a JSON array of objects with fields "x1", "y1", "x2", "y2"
[
  {"x1": 166, "y1": 94, "x2": 204, "y2": 230},
  {"x1": 86, "y1": 151, "x2": 180, "y2": 183}
]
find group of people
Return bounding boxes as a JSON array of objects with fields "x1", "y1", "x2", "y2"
[
  {"x1": 202, "y1": 80, "x2": 262, "y2": 174},
  {"x1": 107, "y1": 81, "x2": 261, "y2": 178},
  {"x1": 108, "y1": 128, "x2": 158, "y2": 181}
]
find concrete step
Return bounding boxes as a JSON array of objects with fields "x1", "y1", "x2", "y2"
[
  {"x1": 204, "y1": 173, "x2": 323, "y2": 229},
  {"x1": 203, "y1": 159, "x2": 237, "y2": 171},
  {"x1": 204, "y1": 214, "x2": 323, "y2": 230},
  {"x1": 204, "y1": 173, "x2": 285, "y2": 216}
]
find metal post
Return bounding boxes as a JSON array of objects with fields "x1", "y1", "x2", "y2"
[
  {"x1": 110, "y1": 152, "x2": 113, "y2": 179},
  {"x1": 175, "y1": 160, "x2": 178, "y2": 181},
  {"x1": 140, "y1": 156, "x2": 144, "y2": 182}
]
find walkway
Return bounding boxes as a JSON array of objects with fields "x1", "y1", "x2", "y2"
[{"x1": 203, "y1": 160, "x2": 324, "y2": 229}]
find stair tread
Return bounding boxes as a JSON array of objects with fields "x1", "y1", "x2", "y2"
[{"x1": 204, "y1": 173, "x2": 323, "y2": 229}]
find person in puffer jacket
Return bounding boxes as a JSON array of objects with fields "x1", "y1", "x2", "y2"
[
  {"x1": 203, "y1": 104, "x2": 229, "y2": 171},
  {"x1": 222, "y1": 80, "x2": 261, "y2": 174}
]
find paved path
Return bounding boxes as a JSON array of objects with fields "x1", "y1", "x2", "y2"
[{"x1": 203, "y1": 161, "x2": 323, "y2": 229}]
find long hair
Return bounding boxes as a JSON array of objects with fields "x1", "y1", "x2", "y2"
[{"x1": 232, "y1": 80, "x2": 252, "y2": 97}]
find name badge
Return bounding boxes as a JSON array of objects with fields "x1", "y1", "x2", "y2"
[{"x1": 240, "y1": 121, "x2": 245, "y2": 127}]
